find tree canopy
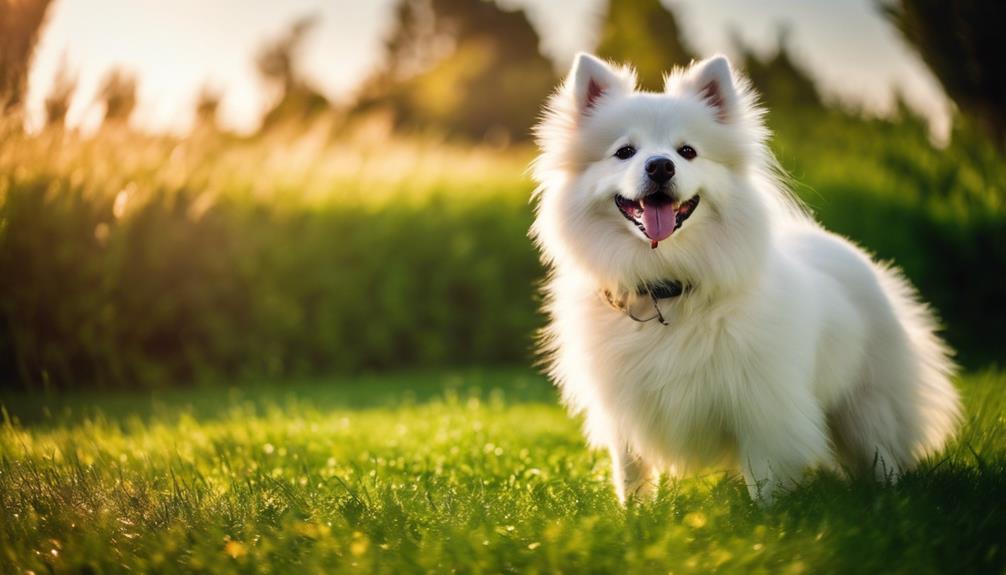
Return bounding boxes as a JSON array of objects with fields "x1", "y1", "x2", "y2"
[
  {"x1": 352, "y1": 0, "x2": 557, "y2": 143},
  {"x1": 595, "y1": 0, "x2": 696, "y2": 91},
  {"x1": 883, "y1": 0, "x2": 1006, "y2": 147}
]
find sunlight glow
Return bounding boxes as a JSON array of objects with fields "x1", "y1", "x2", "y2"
[{"x1": 25, "y1": 0, "x2": 951, "y2": 139}]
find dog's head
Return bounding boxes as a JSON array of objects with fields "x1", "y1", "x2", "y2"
[{"x1": 532, "y1": 54, "x2": 790, "y2": 291}]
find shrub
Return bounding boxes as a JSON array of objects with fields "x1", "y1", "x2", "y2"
[{"x1": 0, "y1": 111, "x2": 1002, "y2": 390}]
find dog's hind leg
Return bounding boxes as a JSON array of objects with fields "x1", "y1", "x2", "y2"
[
  {"x1": 828, "y1": 265, "x2": 961, "y2": 481},
  {"x1": 829, "y1": 354, "x2": 958, "y2": 481},
  {"x1": 830, "y1": 301, "x2": 960, "y2": 481},
  {"x1": 610, "y1": 443, "x2": 658, "y2": 504},
  {"x1": 828, "y1": 377, "x2": 912, "y2": 481}
]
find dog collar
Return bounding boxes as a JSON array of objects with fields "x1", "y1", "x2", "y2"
[
  {"x1": 637, "y1": 280, "x2": 688, "y2": 300},
  {"x1": 601, "y1": 280, "x2": 690, "y2": 325}
]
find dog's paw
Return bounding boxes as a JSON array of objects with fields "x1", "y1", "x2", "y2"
[
  {"x1": 745, "y1": 479, "x2": 777, "y2": 507},
  {"x1": 617, "y1": 477, "x2": 658, "y2": 505}
]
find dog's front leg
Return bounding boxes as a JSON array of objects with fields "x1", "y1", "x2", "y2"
[
  {"x1": 737, "y1": 396, "x2": 832, "y2": 505},
  {"x1": 610, "y1": 443, "x2": 657, "y2": 504}
]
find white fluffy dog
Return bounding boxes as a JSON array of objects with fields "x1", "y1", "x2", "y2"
[{"x1": 531, "y1": 53, "x2": 961, "y2": 503}]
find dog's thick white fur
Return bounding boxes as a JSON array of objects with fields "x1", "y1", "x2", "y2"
[{"x1": 531, "y1": 53, "x2": 961, "y2": 503}]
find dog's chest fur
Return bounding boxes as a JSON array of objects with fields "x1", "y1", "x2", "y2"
[{"x1": 570, "y1": 287, "x2": 767, "y2": 470}]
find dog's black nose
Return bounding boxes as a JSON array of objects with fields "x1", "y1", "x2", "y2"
[{"x1": 645, "y1": 156, "x2": 675, "y2": 184}]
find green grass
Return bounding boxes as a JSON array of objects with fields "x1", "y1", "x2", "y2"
[{"x1": 2, "y1": 370, "x2": 1004, "y2": 574}]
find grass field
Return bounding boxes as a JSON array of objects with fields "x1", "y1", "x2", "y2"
[
  {"x1": 2, "y1": 369, "x2": 1004, "y2": 574},
  {"x1": 1, "y1": 109, "x2": 1004, "y2": 574}
]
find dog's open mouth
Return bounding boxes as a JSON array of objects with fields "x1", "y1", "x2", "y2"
[{"x1": 615, "y1": 192, "x2": 700, "y2": 248}]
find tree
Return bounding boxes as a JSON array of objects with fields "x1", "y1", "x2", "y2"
[
  {"x1": 255, "y1": 14, "x2": 329, "y2": 129},
  {"x1": 882, "y1": 0, "x2": 1006, "y2": 147},
  {"x1": 732, "y1": 27, "x2": 822, "y2": 112},
  {"x1": 595, "y1": 0, "x2": 696, "y2": 91},
  {"x1": 352, "y1": 0, "x2": 557, "y2": 143},
  {"x1": 0, "y1": 0, "x2": 54, "y2": 112}
]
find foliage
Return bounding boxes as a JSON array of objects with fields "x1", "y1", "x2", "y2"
[
  {"x1": 1, "y1": 369, "x2": 1004, "y2": 573},
  {"x1": 882, "y1": 0, "x2": 1006, "y2": 148},
  {"x1": 595, "y1": 0, "x2": 696, "y2": 91},
  {"x1": 0, "y1": 0, "x2": 53, "y2": 112},
  {"x1": 352, "y1": 0, "x2": 557, "y2": 143}
]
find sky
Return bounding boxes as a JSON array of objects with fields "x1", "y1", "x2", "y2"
[{"x1": 25, "y1": 0, "x2": 952, "y2": 139}]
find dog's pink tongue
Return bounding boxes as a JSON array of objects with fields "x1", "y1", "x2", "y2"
[{"x1": 641, "y1": 196, "x2": 677, "y2": 245}]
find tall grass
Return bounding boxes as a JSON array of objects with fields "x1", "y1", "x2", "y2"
[
  {"x1": 0, "y1": 124, "x2": 540, "y2": 388},
  {"x1": 1, "y1": 111, "x2": 1003, "y2": 389}
]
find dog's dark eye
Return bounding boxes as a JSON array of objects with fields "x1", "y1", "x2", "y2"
[
  {"x1": 614, "y1": 145, "x2": 637, "y2": 160},
  {"x1": 677, "y1": 145, "x2": 697, "y2": 160}
]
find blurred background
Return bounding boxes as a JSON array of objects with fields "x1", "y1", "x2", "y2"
[{"x1": 0, "y1": 0, "x2": 1002, "y2": 391}]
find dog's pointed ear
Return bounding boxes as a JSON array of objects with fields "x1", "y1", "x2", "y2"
[
  {"x1": 568, "y1": 53, "x2": 634, "y2": 116},
  {"x1": 671, "y1": 55, "x2": 740, "y2": 122}
]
